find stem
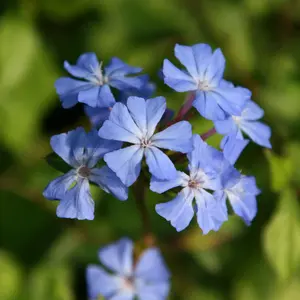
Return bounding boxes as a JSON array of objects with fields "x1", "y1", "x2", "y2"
[
  {"x1": 201, "y1": 127, "x2": 216, "y2": 141},
  {"x1": 133, "y1": 175, "x2": 155, "y2": 247},
  {"x1": 165, "y1": 92, "x2": 195, "y2": 127}
]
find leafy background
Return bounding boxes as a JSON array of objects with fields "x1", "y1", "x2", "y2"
[{"x1": 1, "y1": 0, "x2": 300, "y2": 299}]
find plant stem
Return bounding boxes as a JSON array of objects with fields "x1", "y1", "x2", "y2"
[
  {"x1": 201, "y1": 127, "x2": 216, "y2": 140},
  {"x1": 133, "y1": 175, "x2": 155, "y2": 247}
]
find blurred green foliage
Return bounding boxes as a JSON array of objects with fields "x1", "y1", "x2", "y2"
[{"x1": 1, "y1": 0, "x2": 300, "y2": 299}]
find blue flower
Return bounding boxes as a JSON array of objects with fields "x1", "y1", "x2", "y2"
[
  {"x1": 86, "y1": 238, "x2": 170, "y2": 300},
  {"x1": 55, "y1": 53, "x2": 146, "y2": 108},
  {"x1": 151, "y1": 135, "x2": 228, "y2": 234},
  {"x1": 214, "y1": 99, "x2": 272, "y2": 148},
  {"x1": 43, "y1": 127, "x2": 127, "y2": 220},
  {"x1": 98, "y1": 96, "x2": 193, "y2": 186},
  {"x1": 215, "y1": 134, "x2": 260, "y2": 225},
  {"x1": 163, "y1": 44, "x2": 249, "y2": 120}
]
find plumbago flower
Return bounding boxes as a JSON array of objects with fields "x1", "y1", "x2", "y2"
[
  {"x1": 163, "y1": 44, "x2": 250, "y2": 120},
  {"x1": 43, "y1": 127, "x2": 128, "y2": 220},
  {"x1": 152, "y1": 133, "x2": 260, "y2": 233},
  {"x1": 216, "y1": 135, "x2": 261, "y2": 225},
  {"x1": 55, "y1": 52, "x2": 146, "y2": 108},
  {"x1": 98, "y1": 96, "x2": 193, "y2": 187},
  {"x1": 86, "y1": 238, "x2": 170, "y2": 300},
  {"x1": 214, "y1": 99, "x2": 272, "y2": 148},
  {"x1": 151, "y1": 134, "x2": 229, "y2": 233}
]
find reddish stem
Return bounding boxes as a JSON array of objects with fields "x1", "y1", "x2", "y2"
[{"x1": 201, "y1": 127, "x2": 216, "y2": 141}]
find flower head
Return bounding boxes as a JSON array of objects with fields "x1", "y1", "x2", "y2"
[
  {"x1": 215, "y1": 134, "x2": 260, "y2": 225},
  {"x1": 43, "y1": 127, "x2": 127, "y2": 220},
  {"x1": 86, "y1": 238, "x2": 170, "y2": 300},
  {"x1": 163, "y1": 44, "x2": 249, "y2": 120},
  {"x1": 151, "y1": 135, "x2": 228, "y2": 234},
  {"x1": 98, "y1": 96, "x2": 193, "y2": 186},
  {"x1": 55, "y1": 53, "x2": 146, "y2": 108},
  {"x1": 214, "y1": 99, "x2": 272, "y2": 148}
]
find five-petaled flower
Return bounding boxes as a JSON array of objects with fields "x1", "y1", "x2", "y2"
[
  {"x1": 55, "y1": 52, "x2": 146, "y2": 108},
  {"x1": 151, "y1": 135, "x2": 228, "y2": 234},
  {"x1": 163, "y1": 44, "x2": 250, "y2": 120},
  {"x1": 43, "y1": 127, "x2": 127, "y2": 220},
  {"x1": 86, "y1": 238, "x2": 170, "y2": 300},
  {"x1": 214, "y1": 99, "x2": 272, "y2": 148},
  {"x1": 98, "y1": 96, "x2": 193, "y2": 187}
]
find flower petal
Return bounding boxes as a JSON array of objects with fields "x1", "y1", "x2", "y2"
[
  {"x1": 85, "y1": 130, "x2": 122, "y2": 168},
  {"x1": 150, "y1": 171, "x2": 189, "y2": 194},
  {"x1": 214, "y1": 117, "x2": 237, "y2": 135},
  {"x1": 85, "y1": 106, "x2": 111, "y2": 128},
  {"x1": 155, "y1": 187, "x2": 194, "y2": 232},
  {"x1": 86, "y1": 265, "x2": 122, "y2": 299},
  {"x1": 104, "y1": 145, "x2": 144, "y2": 186},
  {"x1": 212, "y1": 87, "x2": 248, "y2": 117},
  {"x1": 136, "y1": 281, "x2": 170, "y2": 300},
  {"x1": 239, "y1": 120, "x2": 272, "y2": 148},
  {"x1": 90, "y1": 166, "x2": 128, "y2": 201},
  {"x1": 43, "y1": 170, "x2": 76, "y2": 200},
  {"x1": 221, "y1": 134, "x2": 249, "y2": 165},
  {"x1": 50, "y1": 127, "x2": 87, "y2": 167},
  {"x1": 78, "y1": 86, "x2": 101, "y2": 107},
  {"x1": 135, "y1": 248, "x2": 170, "y2": 281},
  {"x1": 55, "y1": 77, "x2": 92, "y2": 108},
  {"x1": 98, "y1": 103, "x2": 143, "y2": 143},
  {"x1": 242, "y1": 100, "x2": 264, "y2": 120},
  {"x1": 163, "y1": 59, "x2": 197, "y2": 92},
  {"x1": 193, "y1": 90, "x2": 227, "y2": 120},
  {"x1": 145, "y1": 147, "x2": 177, "y2": 180},
  {"x1": 203, "y1": 48, "x2": 225, "y2": 85},
  {"x1": 56, "y1": 178, "x2": 95, "y2": 220},
  {"x1": 127, "y1": 96, "x2": 147, "y2": 135},
  {"x1": 194, "y1": 189, "x2": 227, "y2": 234},
  {"x1": 105, "y1": 57, "x2": 142, "y2": 76},
  {"x1": 98, "y1": 238, "x2": 133, "y2": 276},
  {"x1": 146, "y1": 96, "x2": 166, "y2": 139},
  {"x1": 151, "y1": 121, "x2": 193, "y2": 153}
]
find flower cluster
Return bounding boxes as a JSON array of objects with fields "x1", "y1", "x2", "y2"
[{"x1": 44, "y1": 44, "x2": 271, "y2": 299}]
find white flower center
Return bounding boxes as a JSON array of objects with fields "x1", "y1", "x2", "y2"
[
  {"x1": 197, "y1": 80, "x2": 212, "y2": 91},
  {"x1": 77, "y1": 165, "x2": 91, "y2": 178},
  {"x1": 121, "y1": 276, "x2": 135, "y2": 292},
  {"x1": 232, "y1": 115, "x2": 241, "y2": 124},
  {"x1": 89, "y1": 62, "x2": 108, "y2": 86},
  {"x1": 140, "y1": 138, "x2": 151, "y2": 148}
]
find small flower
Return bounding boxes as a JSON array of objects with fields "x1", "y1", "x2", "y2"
[
  {"x1": 98, "y1": 96, "x2": 193, "y2": 186},
  {"x1": 86, "y1": 238, "x2": 170, "y2": 300},
  {"x1": 214, "y1": 99, "x2": 272, "y2": 148},
  {"x1": 55, "y1": 53, "x2": 146, "y2": 108},
  {"x1": 215, "y1": 134, "x2": 260, "y2": 225},
  {"x1": 43, "y1": 127, "x2": 127, "y2": 220},
  {"x1": 163, "y1": 44, "x2": 249, "y2": 120},
  {"x1": 151, "y1": 135, "x2": 228, "y2": 234}
]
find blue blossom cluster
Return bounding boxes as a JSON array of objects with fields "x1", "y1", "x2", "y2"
[{"x1": 44, "y1": 44, "x2": 271, "y2": 299}]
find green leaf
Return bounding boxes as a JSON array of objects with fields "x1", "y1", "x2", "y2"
[
  {"x1": 0, "y1": 15, "x2": 58, "y2": 155},
  {"x1": 0, "y1": 251, "x2": 24, "y2": 300},
  {"x1": 45, "y1": 152, "x2": 72, "y2": 174},
  {"x1": 263, "y1": 188, "x2": 300, "y2": 281},
  {"x1": 265, "y1": 151, "x2": 293, "y2": 192},
  {"x1": 28, "y1": 264, "x2": 74, "y2": 300}
]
